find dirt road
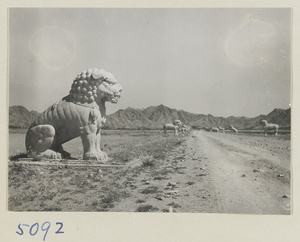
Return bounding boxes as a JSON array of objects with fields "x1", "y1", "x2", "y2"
[
  {"x1": 111, "y1": 130, "x2": 291, "y2": 214},
  {"x1": 184, "y1": 131, "x2": 291, "y2": 214}
]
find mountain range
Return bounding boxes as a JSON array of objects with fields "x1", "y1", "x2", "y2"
[{"x1": 9, "y1": 104, "x2": 291, "y2": 130}]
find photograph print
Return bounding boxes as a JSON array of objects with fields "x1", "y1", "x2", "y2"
[{"x1": 8, "y1": 8, "x2": 291, "y2": 214}]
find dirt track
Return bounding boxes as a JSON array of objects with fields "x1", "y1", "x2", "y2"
[
  {"x1": 110, "y1": 130, "x2": 291, "y2": 214},
  {"x1": 183, "y1": 131, "x2": 291, "y2": 214}
]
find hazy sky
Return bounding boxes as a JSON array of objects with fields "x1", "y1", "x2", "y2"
[{"x1": 9, "y1": 8, "x2": 291, "y2": 117}]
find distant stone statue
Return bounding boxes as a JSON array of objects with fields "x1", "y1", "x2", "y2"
[
  {"x1": 229, "y1": 125, "x2": 238, "y2": 133},
  {"x1": 260, "y1": 120, "x2": 278, "y2": 135},
  {"x1": 179, "y1": 124, "x2": 190, "y2": 133},
  {"x1": 218, "y1": 126, "x2": 225, "y2": 132},
  {"x1": 204, "y1": 127, "x2": 210, "y2": 131},
  {"x1": 25, "y1": 68, "x2": 122, "y2": 162},
  {"x1": 211, "y1": 127, "x2": 219, "y2": 132},
  {"x1": 163, "y1": 120, "x2": 182, "y2": 135}
]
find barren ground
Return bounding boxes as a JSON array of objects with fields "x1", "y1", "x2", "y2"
[{"x1": 8, "y1": 130, "x2": 291, "y2": 214}]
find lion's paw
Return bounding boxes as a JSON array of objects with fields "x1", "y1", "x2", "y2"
[
  {"x1": 34, "y1": 150, "x2": 62, "y2": 160},
  {"x1": 97, "y1": 151, "x2": 108, "y2": 161},
  {"x1": 84, "y1": 151, "x2": 108, "y2": 163}
]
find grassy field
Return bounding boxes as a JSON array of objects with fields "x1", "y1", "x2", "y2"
[
  {"x1": 237, "y1": 129, "x2": 290, "y2": 135},
  {"x1": 9, "y1": 129, "x2": 172, "y2": 159},
  {"x1": 8, "y1": 129, "x2": 185, "y2": 211},
  {"x1": 8, "y1": 128, "x2": 290, "y2": 159}
]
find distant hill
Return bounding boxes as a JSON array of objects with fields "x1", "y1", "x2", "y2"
[
  {"x1": 105, "y1": 105, "x2": 291, "y2": 130},
  {"x1": 9, "y1": 105, "x2": 40, "y2": 129},
  {"x1": 9, "y1": 104, "x2": 291, "y2": 130}
]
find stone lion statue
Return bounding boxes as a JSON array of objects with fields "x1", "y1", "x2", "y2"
[{"x1": 25, "y1": 68, "x2": 122, "y2": 162}]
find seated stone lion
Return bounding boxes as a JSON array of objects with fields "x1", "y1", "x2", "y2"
[{"x1": 25, "y1": 68, "x2": 122, "y2": 162}]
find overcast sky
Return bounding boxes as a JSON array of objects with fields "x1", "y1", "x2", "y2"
[{"x1": 9, "y1": 8, "x2": 291, "y2": 117}]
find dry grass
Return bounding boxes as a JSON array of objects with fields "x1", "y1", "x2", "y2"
[
  {"x1": 8, "y1": 129, "x2": 185, "y2": 211},
  {"x1": 136, "y1": 204, "x2": 159, "y2": 212}
]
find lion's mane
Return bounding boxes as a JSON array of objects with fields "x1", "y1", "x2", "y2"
[{"x1": 69, "y1": 68, "x2": 118, "y2": 104}]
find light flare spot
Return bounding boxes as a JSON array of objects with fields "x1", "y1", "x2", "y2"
[
  {"x1": 29, "y1": 26, "x2": 76, "y2": 70},
  {"x1": 225, "y1": 17, "x2": 276, "y2": 66}
]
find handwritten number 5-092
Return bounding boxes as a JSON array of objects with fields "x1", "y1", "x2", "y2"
[{"x1": 16, "y1": 222, "x2": 64, "y2": 241}]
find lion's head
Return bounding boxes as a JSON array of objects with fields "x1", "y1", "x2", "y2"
[{"x1": 69, "y1": 68, "x2": 122, "y2": 105}]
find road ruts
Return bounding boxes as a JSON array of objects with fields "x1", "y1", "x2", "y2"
[{"x1": 186, "y1": 130, "x2": 291, "y2": 214}]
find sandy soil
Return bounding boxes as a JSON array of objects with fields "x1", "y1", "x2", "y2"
[{"x1": 8, "y1": 130, "x2": 291, "y2": 214}]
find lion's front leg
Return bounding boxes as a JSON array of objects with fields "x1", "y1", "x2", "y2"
[
  {"x1": 95, "y1": 131, "x2": 108, "y2": 161},
  {"x1": 81, "y1": 132, "x2": 107, "y2": 163}
]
